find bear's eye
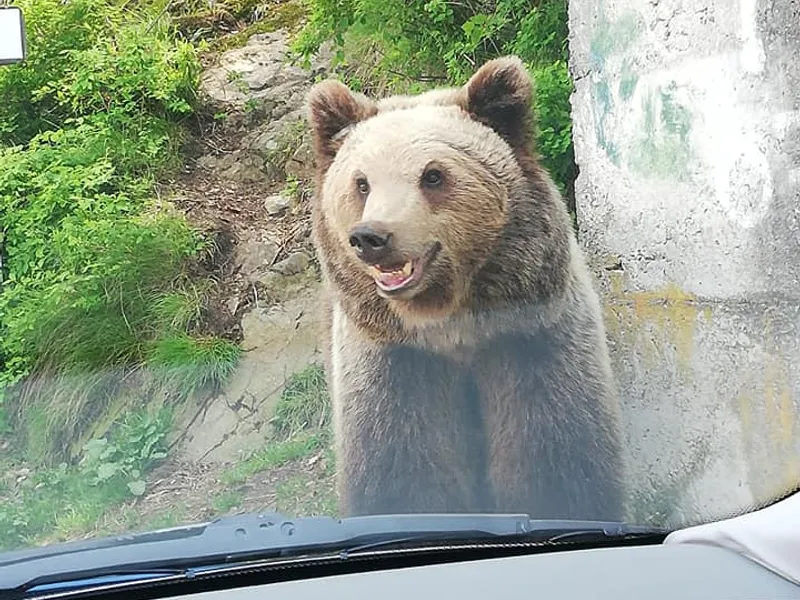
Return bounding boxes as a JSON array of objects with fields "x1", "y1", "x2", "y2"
[
  {"x1": 421, "y1": 169, "x2": 443, "y2": 189},
  {"x1": 355, "y1": 177, "x2": 370, "y2": 195}
]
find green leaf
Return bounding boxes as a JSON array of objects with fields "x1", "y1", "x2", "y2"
[
  {"x1": 96, "y1": 462, "x2": 120, "y2": 482},
  {"x1": 128, "y1": 479, "x2": 147, "y2": 496}
]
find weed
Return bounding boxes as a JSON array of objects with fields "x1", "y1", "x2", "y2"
[
  {"x1": 148, "y1": 334, "x2": 241, "y2": 398},
  {"x1": 270, "y1": 364, "x2": 331, "y2": 440},
  {"x1": 124, "y1": 508, "x2": 187, "y2": 535},
  {"x1": 218, "y1": 365, "x2": 335, "y2": 516},
  {"x1": 281, "y1": 176, "x2": 301, "y2": 202},
  {"x1": 221, "y1": 431, "x2": 327, "y2": 485},
  {"x1": 244, "y1": 98, "x2": 261, "y2": 113},
  {"x1": 79, "y1": 407, "x2": 173, "y2": 496},
  {"x1": 291, "y1": 0, "x2": 576, "y2": 199},
  {"x1": 262, "y1": 117, "x2": 310, "y2": 180},
  {"x1": 212, "y1": 490, "x2": 244, "y2": 513},
  {"x1": 203, "y1": 0, "x2": 308, "y2": 52},
  {"x1": 275, "y1": 472, "x2": 337, "y2": 517},
  {"x1": 0, "y1": 0, "x2": 240, "y2": 463}
]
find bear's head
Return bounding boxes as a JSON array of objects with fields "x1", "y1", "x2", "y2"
[{"x1": 307, "y1": 56, "x2": 556, "y2": 326}]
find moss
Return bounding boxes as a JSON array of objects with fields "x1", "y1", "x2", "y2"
[{"x1": 208, "y1": 1, "x2": 307, "y2": 52}]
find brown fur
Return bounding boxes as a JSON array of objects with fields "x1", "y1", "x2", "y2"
[{"x1": 306, "y1": 56, "x2": 625, "y2": 519}]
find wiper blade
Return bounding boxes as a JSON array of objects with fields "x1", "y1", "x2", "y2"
[{"x1": 0, "y1": 512, "x2": 667, "y2": 593}]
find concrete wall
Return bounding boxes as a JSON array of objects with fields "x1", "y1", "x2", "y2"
[{"x1": 568, "y1": 0, "x2": 800, "y2": 527}]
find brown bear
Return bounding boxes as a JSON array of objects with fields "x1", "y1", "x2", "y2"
[{"x1": 305, "y1": 55, "x2": 625, "y2": 521}]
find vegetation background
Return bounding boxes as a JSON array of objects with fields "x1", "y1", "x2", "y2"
[{"x1": 0, "y1": 0, "x2": 574, "y2": 548}]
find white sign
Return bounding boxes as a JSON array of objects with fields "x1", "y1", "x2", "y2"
[{"x1": 0, "y1": 6, "x2": 26, "y2": 65}]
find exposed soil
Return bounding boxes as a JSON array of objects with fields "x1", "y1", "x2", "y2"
[
  {"x1": 121, "y1": 449, "x2": 335, "y2": 530},
  {"x1": 158, "y1": 125, "x2": 316, "y2": 343}
]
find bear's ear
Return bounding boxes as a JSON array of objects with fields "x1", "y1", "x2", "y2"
[
  {"x1": 306, "y1": 79, "x2": 377, "y2": 169},
  {"x1": 460, "y1": 56, "x2": 534, "y2": 152}
]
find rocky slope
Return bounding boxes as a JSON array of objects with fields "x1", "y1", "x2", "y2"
[{"x1": 124, "y1": 30, "x2": 337, "y2": 525}]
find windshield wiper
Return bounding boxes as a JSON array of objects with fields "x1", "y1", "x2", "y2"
[{"x1": 0, "y1": 512, "x2": 667, "y2": 595}]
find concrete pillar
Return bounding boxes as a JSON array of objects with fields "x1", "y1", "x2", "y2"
[{"x1": 568, "y1": 0, "x2": 800, "y2": 527}]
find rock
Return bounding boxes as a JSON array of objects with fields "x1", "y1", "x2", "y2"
[
  {"x1": 265, "y1": 193, "x2": 290, "y2": 216},
  {"x1": 196, "y1": 151, "x2": 266, "y2": 183},
  {"x1": 173, "y1": 282, "x2": 324, "y2": 464},
  {"x1": 236, "y1": 236, "x2": 279, "y2": 279},
  {"x1": 200, "y1": 32, "x2": 305, "y2": 112},
  {"x1": 256, "y1": 271, "x2": 282, "y2": 290},
  {"x1": 217, "y1": 152, "x2": 269, "y2": 183},
  {"x1": 227, "y1": 295, "x2": 240, "y2": 316},
  {"x1": 197, "y1": 30, "x2": 330, "y2": 183},
  {"x1": 292, "y1": 223, "x2": 311, "y2": 244},
  {"x1": 196, "y1": 154, "x2": 220, "y2": 171},
  {"x1": 284, "y1": 132, "x2": 315, "y2": 182},
  {"x1": 271, "y1": 252, "x2": 310, "y2": 276}
]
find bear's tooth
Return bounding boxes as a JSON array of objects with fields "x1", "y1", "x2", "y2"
[{"x1": 402, "y1": 261, "x2": 412, "y2": 276}]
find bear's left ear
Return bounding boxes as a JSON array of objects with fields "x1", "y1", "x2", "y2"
[
  {"x1": 306, "y1": 79, "x2": 378, "y2": 170},
  {"x1": 460, "y1": 56, "x2": 534, "y2": 153}
]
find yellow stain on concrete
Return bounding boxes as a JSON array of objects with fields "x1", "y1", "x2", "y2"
[
  {"x1": 600, "y1": 266, "x2": 800, "y2": 500},
  {"x1": 760, "y1": 314, "x2": 797, "y2": 462},
  {"x1": 764, "y1": 356, "x2": 800, "y2": 488},
  {"x1": 778, "y1": 387, "x2": 795, "y2": 446},
  {"x1": 779, "y1": 387, "x2": 799, "y2": 485},
  {"x1": 738, "y1": 348, "x2": 800, "y2": 497},
  {"x1": 602, "y1": 270, "x2": 625, "y2": 340},
  {"x1": 764, "y1": 358, "x2": 777, "y2": 433},
  {"x1": 738, "y1": 392, "x2": 752, "y2": 440},
  {"x1": 604, "y1": 277, "x2": 705, "y2": 377}
]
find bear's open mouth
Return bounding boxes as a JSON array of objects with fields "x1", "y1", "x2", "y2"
[{"x1": 367, "y1": 243, "x2": 440, "y2": 294}]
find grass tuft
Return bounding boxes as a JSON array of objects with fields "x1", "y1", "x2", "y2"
[
  {"x1": 270, "y1": 364, "x2": 330, "y2": 440},
  {"x1": 222, "y1": 432, "x2": 327, "y2": 485},
  {"x1": 148, "y1": 334, "x2": 242, "y2": 398}
]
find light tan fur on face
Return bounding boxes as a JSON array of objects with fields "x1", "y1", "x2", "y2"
[
  {"x1": 321, "y1": 105, "x2": 522, "y2": 324},
  {"x1": 306, "y1": 56, "x2": 545, "y2": 332}
]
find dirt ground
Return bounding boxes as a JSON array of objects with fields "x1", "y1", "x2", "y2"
[{"x1": 109, "y1": 445, "x2": 336, "y2": 535}]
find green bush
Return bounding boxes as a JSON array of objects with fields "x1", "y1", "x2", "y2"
[
  {"x1": 291, "y1": 0, "x2": 575, "y2": 197},
  {"x1": 0, "y1": 0, "x2": 112, "y2": 144},
  {"x1": 0, "y1": 0, "x2": 237, "y2": 458},
  {"x1": 0, "y1": 0, "x2": 199, "y2": 144}
]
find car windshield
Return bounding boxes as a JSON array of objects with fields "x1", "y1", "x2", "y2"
[{"x1": 0, "y1": 0, "x2": 798, "y2": 567}]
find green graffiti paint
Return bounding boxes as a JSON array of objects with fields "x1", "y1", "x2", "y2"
[
  {"x1": 592, "y1": 79, "x2": 620, "y2": 165},
  {"x1": 589, "y1": 12, "x2": 643, "y2": 165},
  {"x1": 619, "y1": 61, "x2": 638, "y2": 100},
  {"x1": 627, "y1": 83, "x2": 694, "y2": 180},
  {"x1": 590, "y1": 12, "x2": 643, "y2": 69},
  {"x1": 661, "y1": 85, "x2": 692, "y2": 138}
]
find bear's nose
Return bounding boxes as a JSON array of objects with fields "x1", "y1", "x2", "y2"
[{"x1": 348, "y1": 223, "x2": 392, "y2": 264}]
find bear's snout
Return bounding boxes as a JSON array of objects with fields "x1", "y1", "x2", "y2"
[{"x1": 348, "y1": 221, "x2": 393, "y2": 265}]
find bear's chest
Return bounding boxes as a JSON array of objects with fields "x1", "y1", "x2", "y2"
[{"x1": 409, "y1": 316, "x2": 481, "y2": 364}]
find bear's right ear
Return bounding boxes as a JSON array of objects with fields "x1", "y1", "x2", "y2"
[{"x1": 306, "y1": 79, "x2": 377, "y2": 168}]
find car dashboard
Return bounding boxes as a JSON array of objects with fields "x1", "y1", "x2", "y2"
[{"x1": 163, "y1": 542, "x2": 800, "y2": 600}]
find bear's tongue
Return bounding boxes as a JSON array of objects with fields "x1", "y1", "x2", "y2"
[{"x1": 370, "y1": 261, "x2": 413, "y2": 291}]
